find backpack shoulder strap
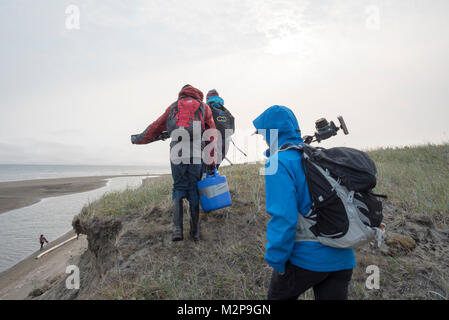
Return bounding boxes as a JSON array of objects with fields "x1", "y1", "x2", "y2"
[
  {"x1": 279, "y1": 143, "x2": 318, "y2": 207},
  {"x1": 192, "y1": 100, "x2": 205, "y2": 130},
  {"x1": 198, "y1": 101, "x2": 205, "y2": 116},
  {"x1": 169, "y1": 100, "x2": 179, "y2": 115},
  {"x1": 279, "y1": 143, "x2": 303, "y2": 151},
  {"x1": 280, "y1": 143, "x2": 305, "y2": 154},
  {"x1": 279, "y1": 143, "x2": 320, "y2": 159}
]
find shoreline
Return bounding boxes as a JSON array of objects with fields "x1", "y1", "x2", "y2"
[
  {"x1": 0, "y1": 229, "x2": 87, "y2": 300},
  {"x1": 0, "y1": 174, "x2": 170, "y2": 299},
  {"x1": 0, "y1": 174, "x2": 156, "y2": 215}
]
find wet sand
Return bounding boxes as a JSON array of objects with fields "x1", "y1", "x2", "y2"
[
  {"x1": 0, "y1": 175, "x2": 152, "y2": 215},
  {"x1": 0, "y1": 230, "x2": 88, "y2": 300}
]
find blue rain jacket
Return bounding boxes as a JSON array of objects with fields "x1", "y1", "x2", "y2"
[{"x1": 253, "y1": 105, "x2": 356, "y2": 274}]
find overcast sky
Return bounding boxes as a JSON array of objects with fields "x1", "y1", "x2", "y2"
[{"x1": 0, "y1": 0, "x2": 448, "y2": 166}]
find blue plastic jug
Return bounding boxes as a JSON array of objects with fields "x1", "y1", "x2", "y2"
[{"x1": 197, "y1": 170, "x2": 232, "y2": 212}]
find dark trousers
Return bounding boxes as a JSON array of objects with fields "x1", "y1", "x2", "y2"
[
  {"x1": 40, "y1": 242, "x2": 44, "y2": 251},
  {"x1": 267, "y1": 262, "x2": 353, "y2": 300},
  {"x1": 170, "y1": 161, "x2": 203, "y2": 207}
]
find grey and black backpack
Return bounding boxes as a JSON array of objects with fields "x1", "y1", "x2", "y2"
[{"x1": 280, "y1": 143, "x2": 387, "y2": 249}]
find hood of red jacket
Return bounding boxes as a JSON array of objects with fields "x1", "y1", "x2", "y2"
[{"x1": 178, "y1": 85, "x2": 204, "y2": 101}]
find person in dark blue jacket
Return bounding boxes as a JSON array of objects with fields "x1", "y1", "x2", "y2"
[
  {"x1": 253, "y1": 105, "x2": 356, "y2": 300},
  {"x1": 206, "y1": 89, "x2": 235, "y2": 169}
]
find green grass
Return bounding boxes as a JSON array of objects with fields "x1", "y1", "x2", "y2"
[
  {"x1": 82, "y1": 177, "x2": 172, "y2": 218},
  {"x1": 85, "y1": 143, "x2": 449, "y2": 225},
  {"x1": 368, "y1": 143, "x2": 449, "y2": 226}
]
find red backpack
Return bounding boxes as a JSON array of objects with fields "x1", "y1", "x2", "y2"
[{"x1": 166, "y1": 97, "x2": 205, "y2": 137}]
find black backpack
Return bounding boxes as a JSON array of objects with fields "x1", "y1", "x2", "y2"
[
  {"x1": 209, "y1": 104, "x2": 235, "y2": 139},
  {"x1": 280, "y1": 143, "x2": 387, "y2": 248}
]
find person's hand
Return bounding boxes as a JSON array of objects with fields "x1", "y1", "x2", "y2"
[
  {"x1": 131, "y1": 135, "x2": 138, "y2": 144},
  {"x1": 206, "y1": 164, "x2": 216, "y2": 175}
]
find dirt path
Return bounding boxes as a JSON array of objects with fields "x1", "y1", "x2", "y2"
[{"x1": 0, "y1": 230, "x2": 87, "y2": 300}]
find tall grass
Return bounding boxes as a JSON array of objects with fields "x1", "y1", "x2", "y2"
[
  {"x1": 368, "y1": 143, "x2": 449, "y2": 226},
  {"x1": 83, "y1": 177, "x2": 172, "y2": 217}
]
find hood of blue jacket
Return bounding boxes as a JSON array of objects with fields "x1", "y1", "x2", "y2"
[
  {"x1": 253, "y1": 105, "x2": 303, "y2": 157},
  {"x1": 207, "y1": 95, "x2": 224, "y2": 107}
]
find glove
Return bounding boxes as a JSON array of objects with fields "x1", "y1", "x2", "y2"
[
  {"x1": 131, "y1": 135, "x2": 138, "y2": 144},
  {"x1": 206, "y1": 164, "x2": 216, "y2": 175}
]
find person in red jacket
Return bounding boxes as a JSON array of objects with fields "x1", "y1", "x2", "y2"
[
  {"x1": 40, "y1": 234, "x2": 48, "y2": 251},
  {"x1": 132, "y1": 85, "x2": 217, "y2": 241}
]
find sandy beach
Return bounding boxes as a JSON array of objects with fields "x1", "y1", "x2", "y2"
[
  {"x1": 0, "y1": 230, "x2": 88, "y2": 300},
  {"x1": 0, "y1": 175, "x2": 152, "y2": 215},
  {"x1": 0, "y1": 174, "x2": 168, "y2": 299}
]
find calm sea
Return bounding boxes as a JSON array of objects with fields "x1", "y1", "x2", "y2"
[{"x1": 0, "y1": 164, "x2": 171, "y2": 273}]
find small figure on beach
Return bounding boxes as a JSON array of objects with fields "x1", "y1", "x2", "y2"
[{"x1": 39, "y1": 234, "x2": 49, "y2": 251}]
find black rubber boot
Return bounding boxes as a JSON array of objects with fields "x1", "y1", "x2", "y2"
[
  {"x1": 189, "y1": 205, "x2": 201, "y2": 242},
  {"x1": 172, "y1": 199, "x2": 184, "y2": 241}
]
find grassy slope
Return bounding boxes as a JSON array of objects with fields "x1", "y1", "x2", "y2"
[
  {"x1": 79, "y1": 144, "x2": 449, "y2": 300},
  {"x1": 369, "y1": 144, "x2": 449, "y2": 226}
]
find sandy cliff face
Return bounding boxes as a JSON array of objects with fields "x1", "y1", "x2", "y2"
[
  {"x1": 39, "y1": 205, "x2": 177, "y2": 300},
  {"x1": 39, "y1": 212, "x2": 124, "y2": 300}
]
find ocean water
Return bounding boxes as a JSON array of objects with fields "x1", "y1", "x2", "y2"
[
  {"x1": 0, "y1": 164, "x2": 170, "y2": 182},
  {"x1": 0, "y1": 164, "x2": 172, "y2": 273},
  {"x1": 0, "y1": 176, "x2": 160, "y2": 273}
]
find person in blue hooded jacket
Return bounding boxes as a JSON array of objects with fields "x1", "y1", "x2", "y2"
[{"x1": 253, "y1": 105, "x2": 356, "y2": 300}]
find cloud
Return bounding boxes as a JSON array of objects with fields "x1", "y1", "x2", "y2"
[
  {"x1": 1, "y1": 0, "x2": 449, "y2": 165},
  {"x1": 0, "y1": 140, "x2": 88, "y2": 165}
]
